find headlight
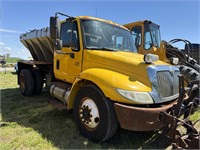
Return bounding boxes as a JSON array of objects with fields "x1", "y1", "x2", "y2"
[
  {"x1": 116, "y1": 89, "x2": 154, "y2": 104},
  {"x1": 144, "y1": 54, "x2": 159, "y2": 64},
  {"x1": 170, "y1": 57, "x2": 179, "y2": 65}
]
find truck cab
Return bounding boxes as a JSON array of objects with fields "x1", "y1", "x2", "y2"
[
  {"x1": 124, "y1": 20, "x2": 169, "y2": 62},
  {"x1": 53, "y1": 16, "x2": 137, "y2": 84}
]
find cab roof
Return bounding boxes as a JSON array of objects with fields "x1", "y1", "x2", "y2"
[
  {"x1": 77, "y1": 16, "x2": 129, "y2": 31},
  {"x1": 123, "y1": 20, "x2": 151, "y2": 28},
  {"x1": 123, "y1": 20, "x2": 160, "y2": 29}
]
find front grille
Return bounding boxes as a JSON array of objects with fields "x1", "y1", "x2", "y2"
[
  {"x1": 147, "y1": 65, "x2": 180, "y2": 103},
  {"x1": 157, "y1": 70, "x2": 179, "y2": 99}
]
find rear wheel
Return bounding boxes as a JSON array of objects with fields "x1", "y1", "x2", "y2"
[
  {"x1": 74, "y1": 85, "x2": 118, "y2": 142},
  {"x1": 32, "y1": 70, "x2": 43, "y2": 95},
  {"x1": 19, "y1": 69, "x2": 34, "y2": 96}
]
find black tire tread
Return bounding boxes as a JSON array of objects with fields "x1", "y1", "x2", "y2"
[
  {"x1": 19, "y1": 69, "x2": 34, "y2": 96},
  {"x1": 74, "y1": 85, "x2": 118, "y2": 142},
  {"x1": 32, "y1": 70, "x2": 43, "y2": 95},
  {"x1": 179, "y1": 65, "x2": 200, "y2": 82},
  {"x1": 103, "y1": 96, "x2": 119, "y2": 141}
]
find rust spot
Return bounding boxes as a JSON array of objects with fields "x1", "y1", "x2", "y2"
[{"x1": 114, "y1": 102, "x2": 176, "y2": 131}]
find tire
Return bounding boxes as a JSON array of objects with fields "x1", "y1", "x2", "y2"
[
  {"x1": 32, "y1": 70, "x2": 43, "y2": 95},
  {"x1": 179, "y1": 65, "x2": 200, "y2": 83},
  {"x1": 19, "y1": 69, "x2": 34, "y2": 96},
  {"x1": 179, "y1": 65, "x2": 200, "y2": 108},
  {"x1": 74, "y1": 85, "x2": 118, "y2": 142}
]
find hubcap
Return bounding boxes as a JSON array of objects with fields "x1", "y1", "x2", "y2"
[{"x1": 80, "y1": 98, "x2": 100, "y2": 129}]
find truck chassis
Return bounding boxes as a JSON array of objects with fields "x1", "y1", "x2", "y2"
[{"x1": 18, "y1": 13, "x2": 199, "y2": 148}]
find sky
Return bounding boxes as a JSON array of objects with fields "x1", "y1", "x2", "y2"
[{"x1": 0, "y1": 0, "x2": 199, "y2": 59}]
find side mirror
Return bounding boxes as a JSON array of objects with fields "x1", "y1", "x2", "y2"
[
  {"x1": 56, "y1": 39, "x2": 63, "y2": 50},
  {"x1": 50, "y1": 17, "x2": 56, "y2": 39},
  {"x1": 50, "y1": 16, "x2": 60, "y2": 39}
]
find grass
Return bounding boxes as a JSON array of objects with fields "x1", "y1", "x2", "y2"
[{"x1": 0, "y1": 72, "x2": 199, "y2": 149}]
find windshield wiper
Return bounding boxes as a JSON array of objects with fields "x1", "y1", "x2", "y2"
[
  {"x1": 87, "y1": 46, "x2": 117, "y2": 51},
  {"x1": 101, "y1": 47, "x2": 117, "y2": 51}
]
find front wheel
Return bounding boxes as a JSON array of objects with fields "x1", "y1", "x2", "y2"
[{"x1": 74, "y1": 85, "x2": 118, "y2": 142}]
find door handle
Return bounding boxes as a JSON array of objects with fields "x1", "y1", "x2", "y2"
[
  {"x1": 69, "y1": 53, "x2": 74, "y2": 59},
  {"x1": 56, "y1": 60, "x2": 60, "y2": 70}
]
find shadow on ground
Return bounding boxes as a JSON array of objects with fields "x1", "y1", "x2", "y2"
[{"x1": 1, "y1": 88, "x2": 171, "y2": 149}]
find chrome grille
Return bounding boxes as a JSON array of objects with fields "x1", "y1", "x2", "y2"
[
  {"x1": 157, "y1": 71, "x2": 179, "y2": 98},
  {"x1": 147, "y1": 65, "x2": 180, "y2": 103}
]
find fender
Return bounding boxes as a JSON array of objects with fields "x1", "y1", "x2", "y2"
[{"x1": 68, "y1": 68, "x2": 152, "y2": 109}]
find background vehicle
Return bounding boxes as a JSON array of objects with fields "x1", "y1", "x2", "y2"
[
  {"x1": 17, "y1": 13, "x2": 199, "y2": 148},
  {"x1": 0, "y1": 55, "x2": 6, "y2": 68},
  {"x1": 124, "y1": 20, "x2": 200, "y2": 73},
  {"x1": 124, "y1": 21, "x2": 200, "y2": 107}
]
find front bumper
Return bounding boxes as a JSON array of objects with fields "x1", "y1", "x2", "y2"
[{"x1": 114, "y1": 102, "x2": 176, "y2": 131}]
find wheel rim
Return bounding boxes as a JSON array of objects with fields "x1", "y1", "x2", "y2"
[
  {"x1": 19, "y1": 75, "x2": 25, "y2": 93},
  {"x1": 79, "y1": 98, "x2": 100, "y2": 129}
]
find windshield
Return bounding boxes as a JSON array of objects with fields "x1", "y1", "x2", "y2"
[
  {"x1": 144, "y1": 22, "x2": 161, "y2": 49},
  {"x1": 82, "y1": 19, "x2": 137, "y2": 52}
]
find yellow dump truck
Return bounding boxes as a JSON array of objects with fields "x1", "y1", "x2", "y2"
[{"x1": 18, "y1": 13, "x2": 199, "y2": 147}]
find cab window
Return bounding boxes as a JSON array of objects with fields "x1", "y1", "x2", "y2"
[
  {"x1": 144, "y1": 31, "x2": 152, "y2": 50},
  {"x1": 61, "y1": 21, "x2": 72, "y2": 47},
  {"x1": 60, "y1": 21, "x2": 79, "y2": 49},
  {"x1": 131, "y1": 26, "x2": 142, "y2": 48}
]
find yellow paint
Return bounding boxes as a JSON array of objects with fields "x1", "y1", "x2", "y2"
[
  {"x1": 124, "y1": 20, "x2": 169, "y2": 62},
  {"x1": 54, "y1": 18, "x2": 83, "y2": 83},
  {"x1": 53, "y1": 17, "x2": 170, "y2": 108},
  {"x1": 67, "y1": 49, "x2": 169, "y2": 108}
]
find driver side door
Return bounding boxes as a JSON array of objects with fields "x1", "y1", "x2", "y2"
[{"x1": 54, "y1": 20, "x2": 82, "y2": 83}]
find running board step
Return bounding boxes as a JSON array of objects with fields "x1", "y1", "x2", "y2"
[{"x1": 48, "y1": 98, "x2": 67, "y2": 110}]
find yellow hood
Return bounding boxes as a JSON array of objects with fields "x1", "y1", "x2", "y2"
[{"x1": 83, "y1": 50, "x2": 169, "y2": 86}]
